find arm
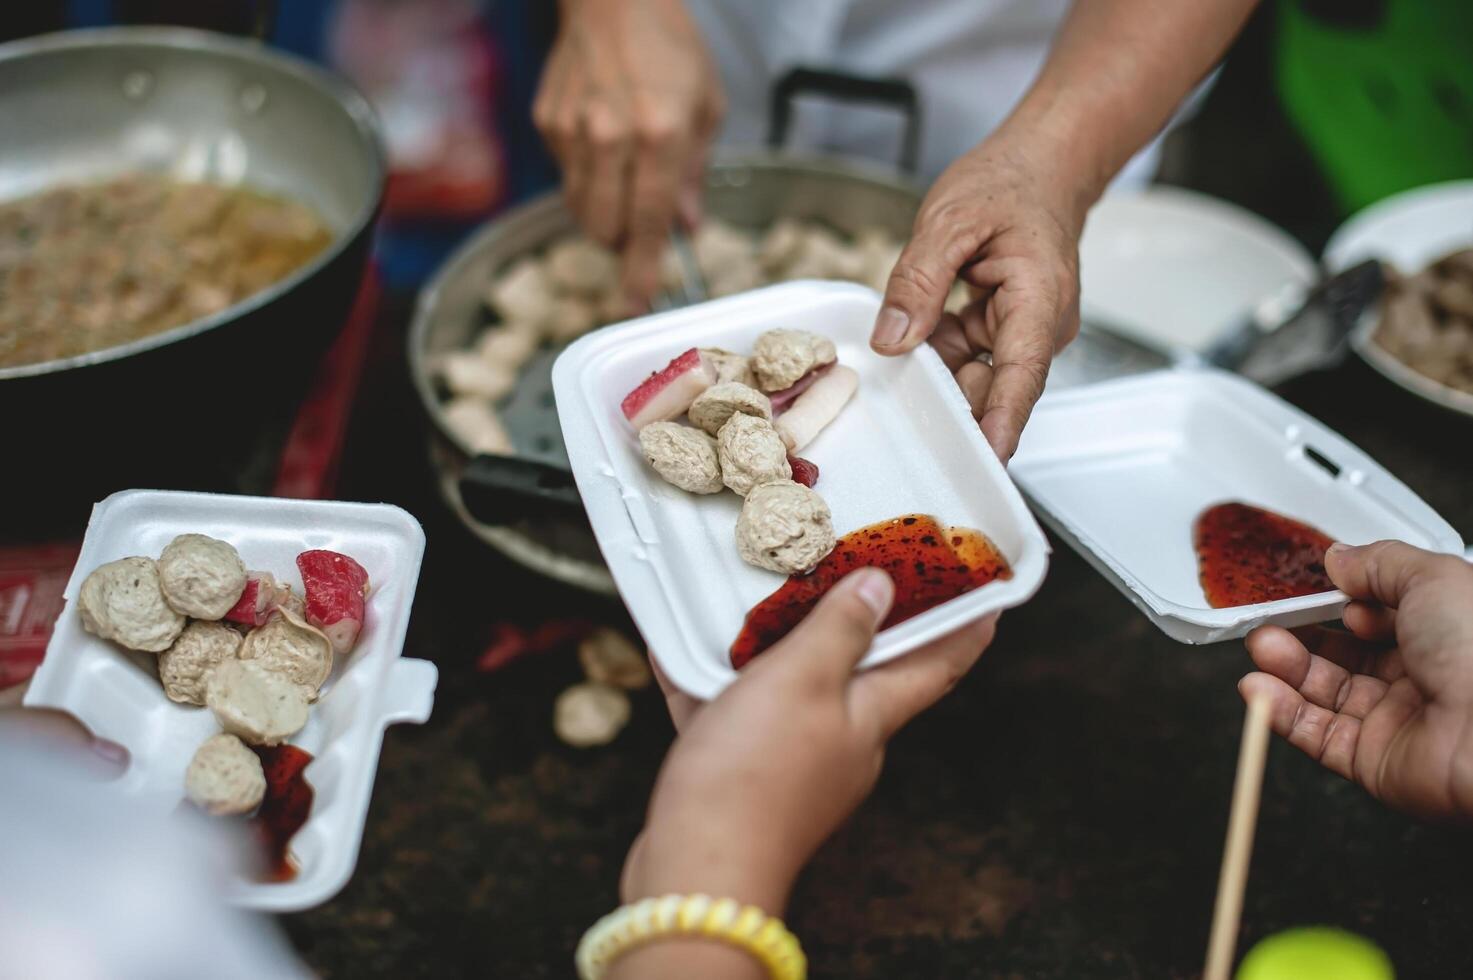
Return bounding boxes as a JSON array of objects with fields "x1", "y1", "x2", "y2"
[
  {"x1": 873, "y1": 0, "x2": 1261, "y2": 460},
  {"x1": 1007, "y1": 0, "x2": 1263, "y2": 214},
  {"x1": 599, "y1": 569, "x2": 998, "y2": 978}
]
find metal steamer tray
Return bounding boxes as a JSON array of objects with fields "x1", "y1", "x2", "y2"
[{"x1": 410, "y1": 151, "x2": 925, "y2": 592}]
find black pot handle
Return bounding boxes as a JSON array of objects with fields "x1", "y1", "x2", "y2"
[
  {"x1": 459, "y1": 454, "x2": 587, "y2": 526},
  {"x1": 767, "y1": 67, "x2": 923, "y2": 176}
]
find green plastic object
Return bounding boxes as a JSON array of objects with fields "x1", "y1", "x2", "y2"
[
  {"x1": 1236, "y1": 926, "x2": 1395, "y2": 980},
  {"x1": 1276, "y1": 0, "x2": 1473, "y2": 216}
]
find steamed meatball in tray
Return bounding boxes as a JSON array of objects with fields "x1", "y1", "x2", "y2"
[{"x1": 22, "y1": 490, "x2": 437, "y2": 913}]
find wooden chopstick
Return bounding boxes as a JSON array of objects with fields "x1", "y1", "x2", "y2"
[{"x1": 1203, "y1": 695, "x2": 1273, "y2": 980}]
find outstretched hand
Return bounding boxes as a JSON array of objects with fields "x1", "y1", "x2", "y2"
[
  {"x1": 624, "y1": 568, "x2": 997, "y2": 914},
  {"x1": 1240, "y1": 541, "x2": 1473, "y2": 823}
]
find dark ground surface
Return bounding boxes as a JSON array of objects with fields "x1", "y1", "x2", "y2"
[{"x1": 271, "y1": 11, "x2": 1473, "y2": 980}]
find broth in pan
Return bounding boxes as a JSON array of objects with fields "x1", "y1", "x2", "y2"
[{"x1": 0, "y1": 175, "x2": 333, "y2": 369}]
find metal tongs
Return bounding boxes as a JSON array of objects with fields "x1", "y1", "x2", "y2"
[
  {"x1": 651, "y1": 228, "x2": 708, "y2": 311},
  {"x1": 1077, "y1": 259, "x2": 1385, "y2": 387},
  {"x1": 459, "y1": 228, "x2": 711, "y2": 528}
]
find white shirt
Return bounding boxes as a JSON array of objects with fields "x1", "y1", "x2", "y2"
[{"x1": 687, "y1": 0, "x2": 1195, "y2": 188}]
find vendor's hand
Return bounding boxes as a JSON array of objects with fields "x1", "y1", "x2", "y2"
[
  {"x1": 1240, "y1": 541, "x2": 1473, "y2": 823},
  {"x1": 534, "y1": 0, "x2": 723, "y2": 308},
  {"x1": 621, "y1": 568, "x2": 997, "y2": 916},
  {"x1": 870, "y1": 134, "x2": 1086, "y2": 461}
]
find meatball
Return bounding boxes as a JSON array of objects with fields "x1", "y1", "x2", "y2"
[
  {"x1": 158, "y1": 621, "x2": 242, "y2": 706},
  {"x1": 78, "y1": 556, "x2": 186, "y2": 652},
  {"x1": 206, "y1": 658, "x2": 311, "y2": 747},
  {"x1": 639, "y1": 421, "x2": 724, "y2": 494},
  {"x1": 750, "y1": 329, "x2": 837, "y2": 391},
  {"x1": 546, "y1": 237, "x2": 618, "y2": 297},
  {"x1": 485, "y1": 257, "x2": 553, "y2": 325},
  {"x1": 688, "y1": 382, "x2": 772, "y2": 436},
  {"x1": 700, "y1": 348, "x2": 757, "y2": 387},
  {"x1": 239, "y1": 608, "x2": 334, "y2": 698},
  {"x1": 717, "y1": 413, "x2": 791, "y2": 496},
  {"x1": 554, "y1": 682, "x2": 631, "y2": 747},
  {"x1": 439, "y1": 350, "x2": 516, "y2": 401},
  {"x1": 476, "y1": 323, "x2": 541, "y2": 371},
  {"x1": 442, "y1": 397, "x2": 514, "y2": 455},
  {"x1": 157, "y1": 534, "x2": 248, "y2": 620},
  {"x1": 184, "y1": 733, "x2": 266, "y2": 815},
  {"x1": 577, "y1": 628, "x2": 651, "y2": 690},
  {"x1": 544, "y1": 296, "x2": 598, "y2": 344},
  {"x1": 735, "y1": 480, "x2": 836, "y2": 574}
]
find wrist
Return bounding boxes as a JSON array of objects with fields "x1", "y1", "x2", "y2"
[
  {"x1": 990, "y1": 92, "x2": 1114, "y2": 229},
  {"x1": 623, "y1": 816, "x2": 799, "y2": 916}
]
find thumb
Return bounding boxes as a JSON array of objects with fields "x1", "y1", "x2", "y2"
[
  {"x1": 771, "y1": 568, "x2": 894, "y2": 688},
  {"x1": 871, "y1": 225, "x2": 975, "y2": 355},
  {"x1": 1324, "y1": 539, "x2": 1447, "y2": 609}
]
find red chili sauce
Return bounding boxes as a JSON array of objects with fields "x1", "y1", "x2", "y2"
[
  {"x1": 731, "y1": 515, "x2": 1012, "y2": 668},
  {"x1": 249, "y1": 745, "x2": 314, "y2": 883},
  {"x1": 1194, "y1": 502, "x2": 1335, "y2": 608}
]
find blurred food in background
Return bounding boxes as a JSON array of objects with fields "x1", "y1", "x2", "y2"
[{"x1": 1376, "y1": 248, "x2": 1473, "y2": 395}]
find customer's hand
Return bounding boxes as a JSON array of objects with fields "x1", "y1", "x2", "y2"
[
  {"x1": 870, "y1": 132, "x2": 1086, "y2": 461},
  {"x1": 621, "y1": 568, "x2": 996, "y2": 916},
  {"x1": 1240, "y1": 541, "x2": 1473, "y2": 823},
  {"x1": 533, "y1": 0, "x2": 723, "y2": 308}
]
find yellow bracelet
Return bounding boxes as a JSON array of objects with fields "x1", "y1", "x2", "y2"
[{"x1": 575, "y1": 893, "x2": 806, "y2": 980}]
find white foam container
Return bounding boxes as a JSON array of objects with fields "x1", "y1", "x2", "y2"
[
  {"x1": 1011, "y1": 369, "x2": 1463, "y2": 643},
  {"x1": 553, "y1": 281, "x2": 1051, "y2": 699},
  {"x1": 23, "y1": 490, "x2": 436, "y2": 912}
]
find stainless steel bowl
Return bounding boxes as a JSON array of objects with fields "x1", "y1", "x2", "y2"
[
  {"x1": 0, "y1": 26, "x2": 385, "y2": 381},
  {"x1": 410, "y1": 151, "x2": 923, "y2": 592},
  {"x1": 0, "y1": 28, "x2": 386, "y2": 516}
]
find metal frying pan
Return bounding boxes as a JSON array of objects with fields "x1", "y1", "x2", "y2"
[{"x1": 0, "y1": 28, "x2": 384, "y2": 516}]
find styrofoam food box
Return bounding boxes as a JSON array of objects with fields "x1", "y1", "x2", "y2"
[
  {"x1": 553, "y1": 281, "x2": 1051, "y2": 699},
  {"x1": 23, "y1": 490, "x2": 436, "y2": 912},
  {"x1": 1011, "y1": 369, "x2": 1463, "y2": 643}
]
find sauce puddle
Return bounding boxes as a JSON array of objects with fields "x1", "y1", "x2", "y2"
[
  {"x1": 249, "y1": 745, "x2": 314, "y2": 883},
  {"x1": 731, "y1": 515, "x2": 1012, "y2": 668},
  {"x1": 1194, "y1": 502, "x2": 1335, "y2": 608}
]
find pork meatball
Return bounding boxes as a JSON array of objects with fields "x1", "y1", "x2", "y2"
[
  {"x1": 158, "y1": 621, "x2": 242, "y2": 706},
  {"x1": 239, "y1": 608, "x2": 334, "y2": 698},
  {"x1": 206, "y1": 658, "x2": 311, "y2": 747},
  {"x1": 184, "y1": 734, "x2": 266, "y2": 815},
  {"x1": 735, "y1": 480, "x2": 836, "y2": 574},
  {"x1": 750, "y1": 329, "x2": 837, "y2": 391},
  {"x1": 554, "y1": 682, "x2": 631, "y2": 748},
  {"x1": 544, "y1": 296, "x2": 598, "y2": 344},
  {"x1": 476, "y1": 323, "x2": 541, "y2": 371},
  {"x1": 639, "y1": 421, "x2": 724, "y2": 494},
  {"x1": 546, "y1": 237, "x2": 618, "y2": 297},
  {"x1": 577, "y1": 627, "x2": 651, "y2": 690},
  {"x1": 688, "y1": 382, "x2": 772, "y2": 436},
  {"x1": 701, "y1": 348, "x2": 757, "y2": 387},
  {"x1": 717, "y1": 413, "x2": 791, "y2": 496},
  {"x1": 157, "y1": 534, "x2": 248, "y2": 621},
  {"x1": 439, "y1": 350, "x2": 517, "y2": 401},
  {"x1": 442, "y1": 397, "x2": 514, "y2": 455},
  {"x1": 78, "y1": 557, "x2": 186, "y2": 652},
  {"x1": 486, "y1": 257, "x2": 553, "y2": 325}
]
